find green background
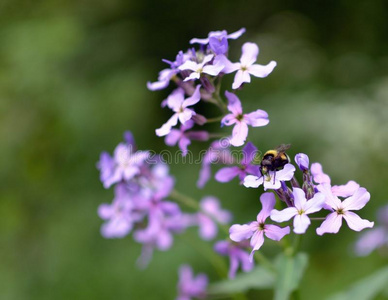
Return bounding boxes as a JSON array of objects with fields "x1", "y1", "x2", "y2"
[{"x1": 1, "y1": 0, "x2": 387, "y2": 299}]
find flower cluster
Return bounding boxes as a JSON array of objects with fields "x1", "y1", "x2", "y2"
[
  {"x1": 148, "y1": 28, "x2": 275, "y2": 149},
  {"x1": 97, "y1": 28, "x2": 376, "y2": 299}
]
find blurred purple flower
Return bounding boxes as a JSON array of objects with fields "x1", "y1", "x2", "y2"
[
  {"x1": 316, "y1": 183, "x2": 374, "y2": 235},
  {"x1": 197, "y1": 197, "x2": 232, "y2": 240},
  {"x1": 215, "y1": 142, "x2": 260, "y2": 183},
  {"x1": 271, "y1": 188, "x2": 325, "y2": 234},
  {"x1": 311, "y1": 162, "x2": 331, "y2": 185},
  {"x1": 165, "y1": 120, "x2": 209, "y2": 156},
  {"x1": 214, "y1": 240, "x2": 253, "y2": 279},
  {"x1": 229, "y1": 193, "x2": 290, "y2": 261},
  {"x1": 295, "y1": 153, "x2": 309, "y2": 172},
  {"x1": 244, "y1": 163, "x2": 295, "y2": 191},
  {"x1": 221, "y1": 91, "x2": 269, "y2": 147},
  {"x1": 177, "y1": 265, "x2": 208, "y2": 300},
  {"x1": 156, "y1": 85, "x2": 201, "y2": 137}
]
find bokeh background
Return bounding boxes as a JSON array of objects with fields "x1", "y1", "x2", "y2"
[{"x1": 1, "y1": 1, "x2": 388, "y2": 299}]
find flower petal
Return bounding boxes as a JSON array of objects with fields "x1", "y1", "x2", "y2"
[
  {"x1": 316, "y1": 212, "x2": 343, "y2": 235},
  {"x1": 276, "y1": 164, "x2": 296, "y2": 181},
  {"x1": 292, "y1": 187, "x2": 307, "y2": 210},
  {"x1": 215, "y1": 166, "x2": 240, "y2": 182},
  {"x1": 240, "y1": 42, "x2": 258, "y2": 66},
  {"x1": 183, "y1": 85, "x2": 201, "y2": 107},
  {"x1": 342, "y1": 188, "x2": 370, "y2": 211},
  {"x1": 244, "y1": 110, "x2": 269, "y2": 127},
  {"x1": 224, "y1": 91, "x2": 242, "y2": 115},
  {"x1": 270, "y1": 207, "x2": 298, "y2": 223},
  {"x1": 293, "y1": 214, "x2": 311, "y2": 234},
  {"x1": 248, "y1": 61, "x2": 277, "y2": 78},
  {"x1": 343, "y1": 211, "x2": 374, "y2": 232},
  {"x1": 304, "y1": 192, "x2": 325, "y2": 214},
  {"x1": 230, "y1": 223, "x2": 255, "y2": 242},
  {"x1": 227, "y1": 27, "x2": 246, "y2": 40},
  {"x1": 257, "y1": 192, "x2": 276, "y2": 223},
  {"x1": 331, "y1": 180, "x2": 360, "y2": 197},
  {"x1": 229, "y1": 122, "x2": 249, "y2": 147},
  {"x1": 232, "y1": 70, "x2": 250, "y2": 89},
  {"x1": 264, "y1": 224, "x2": 290, "y2": 241},
  {"x1": 243, "y1": 175, "x2": 262, "y2": 188}
]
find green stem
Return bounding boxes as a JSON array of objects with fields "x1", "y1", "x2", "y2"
[{"x1": 206, "y1": 116, "x2": 224, "y2": 123}]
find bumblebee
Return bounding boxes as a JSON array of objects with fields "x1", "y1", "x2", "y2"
[{"x1": 261, "y1": 144, "x2": 291, "y2": 174}]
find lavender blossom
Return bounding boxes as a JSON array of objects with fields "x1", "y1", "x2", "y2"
[
  {"x1": 215, "y1": 142, "x2": 260, "y2": 183},
  {"x1": 178, "y1": 54, "x2": 224, "y2": 81},
  {"x1": 214, "y1": 240, "x2": 253, "y2": 279},
  {"x1": 244, "y1": 163, "x2": 296, "y2": 191},
  {"x1": 316, "y1": 183, "x2": 374, "y2": 235},
  {"x1": 295, "y1": 153, "x2": 309, "y2": 172},
  {"x1": 217, "y1": 42, "x2": 277, "y2": 89},
  {"x1": 177, "y1": 265, "x2": 208, "y2": 300},
  {"x1": 156, "y1": 85, "x2": 201, "y2": 137},
  {"x1": 221, "y1": 91, "x2": 269, "y2": 147},
  {"x1": 270, "y1": 188, "x2": 325, "y2": 234},
  {"x1": 229, "y1": 193, "x2": 290, "y2": 261}
]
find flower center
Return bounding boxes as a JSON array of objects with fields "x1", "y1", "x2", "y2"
[
  {"x1": 337, "y1": 208, "x2": 345, "y2": 215},
  {"x1": 258, "y1": 223, "x2": 265, "y2": 231},
  {"x1": 236, "y1": 114, "x2": 244, "y2": 121},
  {"x1": 241, "y1": 65, "x2": 248, "y2": 71},
  {"x1": 298, "y1": 209, "x2": 305, "y2": 215}
]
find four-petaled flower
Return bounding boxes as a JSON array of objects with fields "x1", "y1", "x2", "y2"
[
  {"x1": 178, "y1": 54, "x2": 224, "y2": 82},
  {"x1": 229, "y1": 192, "x2": 290, "y2": 261},
  {"x1": 244, "y1": 164, "x2": 296, "y2": 190},
  {"x1": 316, "y1": 183, "x2": 374, "y2": 235},
  {"x1": 217, "y1": 42, "x2": 277, "y2": 89},
  {"x1": 221, "y1": 91, "x2": 269, "y2": 147},
  {"x1": 270, "y1": 188, "x2": 325, "y2": 234},
  {"x1": 156, "y1": 85, "x2": 201, "y2": 137}
]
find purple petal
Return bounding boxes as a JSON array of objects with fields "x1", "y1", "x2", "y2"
[
  {"x1": 224, "y1": 91, "x2": 243, "y2": 115},
  {"x1": 294, "y1": 153, "x2": 309, "y2": 172},
  {"x1": 264, "y1": 224, "x2": 290, "y2": 241},
  {"x1": 304, "y1": 192, "x2": 325, "y2": 214},
  {"x1": 214, "y1": 240, "x2": 229, "y2": 255},
  {"x1": 227, "y1": 27, "x2": 246, "y2": 39},
  {"x1": 250, "y1": 230, "x2": 264, "y2": 254},
  {"x1": 292, "y1": 187, "x2": 307, "y2": 210},
  {"x1": 98, "y1": 203, "x2": 113, "y2": 219},
  {"x1": 244, "y1": 110, "x2": 269, "y2": 127},
  {"x1": 215, "y1": 166, "x2": 240, "y2": 182},
  {"x1": 248, "y1": 61, "x2": 277, "y2": 78},
  {"x1": 187, "y1": 130, "x2": 209, "y2": 141},
  {"x1": 230, "y1": 122, "x2": 249, "y2": 147},
  {"x1": 342, "y1": 188, "x2": 370, "y2": 211},
  {"x1": 178, "y1": 109, "x2": 194, "y2": 124},
  {"x1": 123, "y1": 131, "x2": 136, "y2": 147},
  {"x1": 241, "y1": 142, "x2": 258, "y2": 165},
  {"x1": 209, "y1": 36, "x2": 228, "y2": 55},
  {"x1": 311, "y1": 162, "x2": 331, "y2": 185},
  {"x1": 178, "y1": 136, "x2": 191, "y2": 156},
  {"x1": 332, "y1": 181, "x2": 360, "y2": 197},
  {"x1": 199, "y1": 215, "x2": 217, "y2": 240},
  {"x1": 166, "y1": 88, "x2": 185, "y2": 109},
  {"x1": 257, "y1": 192, "x2": 276, "y2": 223},
  {"x1": 232, "y1": 70, "x2": 250, "y2": 89},
  {"x1": 317, "y1": 183, "x2": 342, "y2": 210},
  {"x1": 203, "y1": 64, "x2": 224, "y2": 76},
  {"x1": 221, "y1": 113, "x2": 237, "y2": 127},
  {"x1": 271, "y1": 207, "x2": 298, "y2": 223},
  {"x1": 183, "y1": 85, "x2": 201, "y2": 107},
  {"x1": 178, "y1": 60, "x2": 199, "y2": 72},
  {"x1": 165, "y1": 129, "x2": 181, "y2": 146},
  {"x1": 156, "y1": 113, "x2": 179, "y2": 136},
  {"x1": 229, "y1": 223, "x2": 255, "y2": 242},
  {"x1": 343, "y1": 211, "x2": 374, "y2": 232},
  {"x1": 240, "y1": 42, "x2": 258, "y2": 66},
  {"x1": 213, "y1": 55, "x2": 239, "y2": 74},
  {"x1": 355, "y1": 227, "x2": 387, "y2": 256},
  {"x1": 293, "y1": 214, "x2": 311, "y2": 234},
  {"x1": 316, "y1": 212, "x2": 343, "y2": 235}
]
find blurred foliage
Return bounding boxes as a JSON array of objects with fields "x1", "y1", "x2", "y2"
[{"x1": 0, "y1": 0, "x2": 388, "y2": 299}]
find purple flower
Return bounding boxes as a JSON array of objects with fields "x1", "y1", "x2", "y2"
[
  {"x1": 244, "y1": 164, "x2": 296, "y2": 191},
  {"x1": 311, "y1": 162, "x2": 331, "y2": 185},
  {"x1": 178, "y1": 54, "x2": 224, "y2": 81},
  {"x1": 295, "y1": 153, "x2": 309, "y2": 172},
  {"x1": 197, "y1": 197, "x2": 232, "y2": 240},
  {"x1": 270, "y1": 188, "x2": 325, "y2": 234},
  {"x1": 331, "y1": 180, "x2": 360, "y2": 197},
  {"x1": 316, "y1": 183, "x2": 374, "y2": 235},
  {"x1": 156, "y1": 85, "x2": 201, "y2": 137},
  {"x1": 214, "y1": 240, "x2": 253, "y2": 279},
  {"x1": 165, "y1": 120, "x2": 209, "y2": 156},
  {"x1": 217, "y1": 42, "x2": 276, "y2": 89},
  {"x1": 197, "y1": 139, "x2": 234, "y2": 188},
  {"x1": 98, "y1": 183, "x2": 141, "y2": 238},
  {"x1": 190, "y1": 28, "x2": 246, "y2": 52},
  {"x1": 177, "y1": 265, "x2": 208, "y2": 300},
  {"x1": 215, "y1": 142, "x2": 260, "y2": 183},
  {"x1": 221, "y1": 91, "x2": 269, "y2": 147},
  {"x1": 98, "y1": 142, "x2": 149, "y2": 189},
  {"x1": 229, "y1": 193, "x2": 290, "y2": 261}
]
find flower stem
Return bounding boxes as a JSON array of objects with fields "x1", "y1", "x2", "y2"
[{"x1": 206, "y1": 116, "x2": 224, "y2": 123}]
